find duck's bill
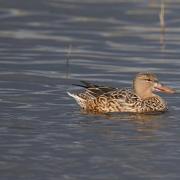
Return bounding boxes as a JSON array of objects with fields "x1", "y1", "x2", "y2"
[{"x1": 154, "y1": 84, "x2": 175, "y2": 94}]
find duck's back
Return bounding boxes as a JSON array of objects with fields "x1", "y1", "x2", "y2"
[{"x1": 87, "y1": 88, "x2": 140, "y2": 113}]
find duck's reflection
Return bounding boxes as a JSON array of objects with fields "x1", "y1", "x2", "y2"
[
  {"x1": 79, "y1": 110, "x2": 165, "y2": 139},
  {"x1": 106, "y1": 112, "x2": 164, "y2": 122},
  {"x1": 107, "y1": 112, "x2": 164, "y2": 134}
]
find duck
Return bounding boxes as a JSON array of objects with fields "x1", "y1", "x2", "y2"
[{"x1": 67, "y1": 72, "x2": 175, "y2": 113}]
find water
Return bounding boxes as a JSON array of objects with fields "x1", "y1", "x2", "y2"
[{"x1": 0, "y1": 0, "x2": 180, "y2": 179}]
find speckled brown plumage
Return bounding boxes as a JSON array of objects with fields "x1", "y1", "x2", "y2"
[{"x1": 68, "y1": 73, "x2": 175, "y2": 113}]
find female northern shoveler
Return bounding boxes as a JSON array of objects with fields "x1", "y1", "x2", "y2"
[{"x1": 67, "y1": 72, "x2": 175, "y2": 113}]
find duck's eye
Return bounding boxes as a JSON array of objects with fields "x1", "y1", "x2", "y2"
[{"x1": 145, "y1": 79, "x2": 151, "y2": 82}]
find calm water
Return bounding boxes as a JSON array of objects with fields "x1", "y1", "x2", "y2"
[{"x1": 0, "y1": 0, "x2": 180, "y2": 179}]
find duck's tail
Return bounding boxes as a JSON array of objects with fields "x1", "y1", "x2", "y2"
[{"x1": 67, "y1": 92, "x2": 86, "y2": 109}]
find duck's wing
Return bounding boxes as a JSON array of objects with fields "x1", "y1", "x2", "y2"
[
  {"x1": 103, "y1": 88, "x2": 141, "y2": 111},
  {"x1": 73, "y1": 80, "x2": 117, "y2": 97}
]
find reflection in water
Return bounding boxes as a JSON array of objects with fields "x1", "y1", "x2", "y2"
[
  {"x1": 160, "y1": 0, "x2": 165, "y2": 29},
  {"x1": 160, "y1": 0, "x2": 165, "y2": 50},
  {"x1": 66, "y1": 44, "x2": 72, "y2": 79},
  {"x1": 80, "y1": 110, "x2": 164, "y2": 138},
  {"x1": 148, "y1": 0, "x2": 166, "y2": 50},
  {"x1": 106, "y1": 112, "x2": 164, "y2": 122},
  {"x1": 107, "y1": 112, "x2": 163, "y2": 134}
]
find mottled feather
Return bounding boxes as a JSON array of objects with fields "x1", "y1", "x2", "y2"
[{"x1": 68, "y1": 73, "x2": 175, "y2": 113}]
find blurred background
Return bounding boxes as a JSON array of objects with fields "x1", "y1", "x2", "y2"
[{"x1": 0, "y1": 0, "x2": 180, "y2": 179}]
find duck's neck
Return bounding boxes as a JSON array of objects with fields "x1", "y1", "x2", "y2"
[
  {"x1": 133, "y1": 85, "x2": 154, "y2": 99},
  {"x1": 138, "y1": 91, "x2": 154, "y2": 99}
]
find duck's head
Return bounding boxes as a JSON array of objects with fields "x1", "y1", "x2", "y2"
[{"x1": 133, "y1": 72, "x2": 175, "y2": 99}]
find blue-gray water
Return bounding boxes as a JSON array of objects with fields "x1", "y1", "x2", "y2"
[{"x1": 1, "y1": 0, "x2": 180, "y2": 179}]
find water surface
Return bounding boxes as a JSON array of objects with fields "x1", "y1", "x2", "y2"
[{"x1": 0, "y1": 0, "x2": 180, "y2": 179}]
